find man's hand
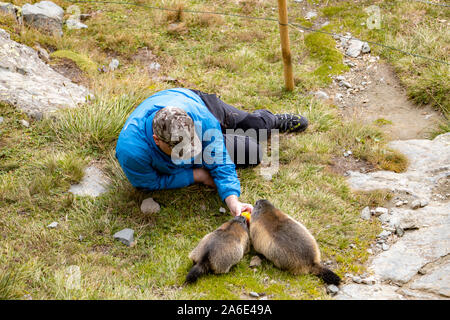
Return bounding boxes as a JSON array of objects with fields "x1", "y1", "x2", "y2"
[
  {"x1": 193, "y1": 168, "x2": 216, "y2": 188},
  {"x1": 225, "y1": 195, "x2": 253, "y2": 217}
]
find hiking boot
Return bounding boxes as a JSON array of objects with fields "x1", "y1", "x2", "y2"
[{"x1": 275, "y1": 114, "x2": 308, "y2": 133}]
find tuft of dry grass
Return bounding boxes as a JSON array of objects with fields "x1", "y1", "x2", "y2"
[{"x1": 166, "y1": 3, "x2": 185, "y2": 23}]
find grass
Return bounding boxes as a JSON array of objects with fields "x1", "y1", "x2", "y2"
[
  {"x1": 0, "y1": 0, "x2": 444, "y2": 300},
  {"x1": 50, "y1": 50, "x2": 98, "y2": 75}
]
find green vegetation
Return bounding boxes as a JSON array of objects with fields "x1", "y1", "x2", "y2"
[
  {"x1": 0, "y1": 0, "x2": 445, "y2": 300},
  {"x1": 50, "y1": 50, "x2": 98, "y2": 75}
]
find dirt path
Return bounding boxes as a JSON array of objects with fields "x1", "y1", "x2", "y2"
[{"x1": 317, "y1": 50, "x2": 440, "y2": 140}]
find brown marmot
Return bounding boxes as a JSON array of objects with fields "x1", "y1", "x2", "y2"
[
  {"x1": 250, "y1": 199, "x2": 341, "y2": 285},
  {"x1": 185, "y1": 215, "x2": 250, "y2": 284}
]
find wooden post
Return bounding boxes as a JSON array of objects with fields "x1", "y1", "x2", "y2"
[{"x1": 277, "y1": 0, "x2": 294, "y2": 91}]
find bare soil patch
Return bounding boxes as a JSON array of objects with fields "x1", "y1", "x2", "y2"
[
  {"x1": 327, "y1": 155, "x2": 376, "y2": 176},
  {"x1": 326, "y1": 56, "x2": 441, "y2": 140},
  {"x1": 50, "y1": 57, "x2": 90, "y2": 87}
]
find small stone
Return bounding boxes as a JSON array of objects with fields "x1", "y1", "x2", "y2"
[
  {"x1": 327, "y1": 285, "x2": 339, "y2": 295},
  {"x1": 367, "y1": 249, "x2": 373, "y2": 254},
  {"x1": 344, "y1": 60, "x2": 356, "y2": 67},
  {"x1": 305, "y1": 11, "x2": 317, "y2": 20},
  {"x1": 249, "y1": 291, "x2": 259, "y2": 298},
  {"x1": 47, "y1": 221, "x2": 58, "y2": 228},
  {"x1": 362, "y1": 276, "x2": 376, "y2": 285},
  {"x1": 336, "y1": 75, "x2": 346, "y2": 81},
  {"x1": 361, "y1": 42, "x2": 371, "y2": 53},
  {"x1": 378, "y1": 230, "x2": 391, "y2": 239},
  {"x1": 149, "y1": 62, "x2": 161, "y2": 71},
  {"x1": 259, "y1": 296, "x2": 268, "y2": 300},
  {"x1": 382, "y1": 243, "x2": 389, "y2": 251},
  {"x1": 140, "y1": 197, "x2": 160, "y2": 214},
  {"x1": 360, "y1": 206, "x2": 371, "y2": 220},
  {"x1": 340, "y1": 80, "x2": 352, "y2": 88},
  {"x1": 314, "y1": 90, "x2": 329, "y2": 100},
  {"x1": 78, "y1": 235, "x2": 84, "y2": 241},
  {"x1": 20, "y1": 119, "x2": 30, "y2": 127},
  {"x1": 395, "y1": 226, "x2": 404, "y2": 237},
  {"x1": 219, "y1": 207, "x2": 226, "y2": 214},
  {"x1": 250, "y1": 255, "x2": 262, "y2": 268},
  {"x1": 66, "y1": 18, "x2": 88, "y2": 30},
  {"x1": 352, "y1": 276, "x2": 362, "y2": 283},
  {"x1": 113, "y1": 228, "x2": 134, "y2": 246},
  {"x1": 420, "y1": 200, "x2": 428, "y2": 208},
  {"x1": 109, "y1": 58, "x2": 119, "y2": 71},
  {"x1": 411, "y1": 200, "x2": 421, "y2": 209},
  {"x1": 374, "y1": 207, "x2": 388, "y2": 216},
  {"x1": 0, "y1": 116, "x2": 3, "y2": 124},
  {"x1": 395, "y1": 201, "x2": 404, "y2": 207}
]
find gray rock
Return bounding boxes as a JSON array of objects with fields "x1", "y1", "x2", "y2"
[
  {"x1": 339, "y1": 80, "x2": 352, "y2": 88},
  {"x1": 378, "y1": 230, "x2": 391, "y2": 238},
  {"x1": 352, "y1": 276, "x2": 362, "y2": 284},
  {"x1": 149, "y1": 62, "x2": 161, "y2": 71},
  {"x1": 361, "y1": 206, "x2": 371, "y2": 220},
  {"x1": 69, "y1": 166, "x2": 110, "y2": 197},
  {"x1": 109, "y1": 58, "x2": 119, "y2": 71},
  {"x1": 345, "y1": 39, "x2": 364, "y2": 57},
  {"x1": 250, "y1": 255, "x2": 262, "y2": 268},
  {"x1": 395, "y1": 226, "x2": 405, "y2": 237},
  {"x1": 0, "y1": 2, "x2": 19, "y2": 16},
  {"x1": 409, "y1": 257, "x2": 450, "y2": 297},
  {"x1": 22, "y1": 1, "x2": 64, "y2": 35},
  {"x1": 411, "y1": 200, "x2": 421, "y2": 209},
  {"x1": 314, "y1": 90, "x2": 329, "y2": 100},
  {"x1": 47, "y1": 221, "x2": 58, "y2": 228},
  {"x1": 249, "y1": 291, "x2": 259, "y2": 298},
  {"x1": 378, "y1": 213, "x2": 391, "y2": 224},
  {"x1": 395, "y1": 200, "x2": 404, "y2": 207},
  {"x1": 344, "y1": 60, "x2": 356, "y2": 67},
  {"x1": 361, "y1": 42, "x2": 371, "y2": 53},
  {"x1": 327, "y1": 284, "x2": 339, "y2": 295},
  {"x1": 0, "y1": 28, "x2": 89, "y2": 118},
  {"x1": 336, "y1": 75, "x2": 346, "y2": 81},
  {"x1": 372, "y1": 221, "x2": 449, "y2": 284},
  {"x1": 140, "y1": 197, "x2": 160, "y2": 214},
  {"x1": 335, "y1": 283, "x2": 404, "y2": 300},
  {"x1": 113, "y1": 228, "x2": 134, "y2": 246},
  {"x1": 361, "y1": 276, "x2": 376, "y2": 285},
  {"x1": 19, "y1": 119, "x2": 30, "y2": 127},
  {"x1": 219, "y1": 207, "x2": 226, "y2": 214},
  {"x1": 374, "y1": 207, "x2": 388, "y2": 216},
  {"x1": 66, "y1": 18, "x2": 88, "y2": 30},
  {"x1": 305, "y1": 11, "x2": 317, "y2": 20},
  {"x1": 382, "y1": 243, "x2": 390, "y2": 251},
  {"x1": 0, "y1": 116, "x2": 4, "y2": 124},
  {"x1": 420, "y1": 199, "x2": 429, "y2": 208}
]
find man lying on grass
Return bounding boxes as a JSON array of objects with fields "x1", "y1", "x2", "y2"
[{"x1": 116, "y1": 88, "x2": 308, "y2": 216}]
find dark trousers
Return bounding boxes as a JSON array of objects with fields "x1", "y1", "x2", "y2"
[{"x1": 190, "y1": 89, "x2": 279, "y2": 168}]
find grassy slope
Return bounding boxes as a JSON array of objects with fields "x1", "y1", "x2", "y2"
[{"x1": 1, "y1": 0, "x2": 443, "y2": 299}]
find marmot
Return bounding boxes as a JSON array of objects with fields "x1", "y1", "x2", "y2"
[
  {"x1": 250, "y1": 199, "x2": 341, "y2": 285},
  {"x1": 185, "y1": 215, "x2": 250, "y2": 284}
]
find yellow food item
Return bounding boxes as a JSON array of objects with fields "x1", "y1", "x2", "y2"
[{"x1": 241, "y1": 211, "x2": 251, "y2": 222}]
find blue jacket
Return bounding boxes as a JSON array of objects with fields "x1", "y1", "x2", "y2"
[{"x1": 115, "y1": 88, "x2": 241, "y2": 201}]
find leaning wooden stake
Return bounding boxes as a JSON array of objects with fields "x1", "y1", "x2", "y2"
[{"x1": 277, "y1": 0, "x2": 294, "y2": 91}]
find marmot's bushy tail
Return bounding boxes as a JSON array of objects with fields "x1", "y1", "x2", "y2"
[
  {"x1": 185, "y1": 253, "x2": 211, "y2": 284},
  {"x1": 312, "y1": 264, "x2": 341, "y2": 285}
]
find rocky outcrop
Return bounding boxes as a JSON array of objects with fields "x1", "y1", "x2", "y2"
[
  {"x1": 0, "y1": 28, "x2": 89, "y2": 119},
  {"x1": 22, "y1": 1, "x2": 64, "y2": 35},
  {"x1": 336, "y1": 133, "x2": 450, "y2": 300},
  {"x1": 0, "y1": 2, "x2": 20, "y2": 16}
]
